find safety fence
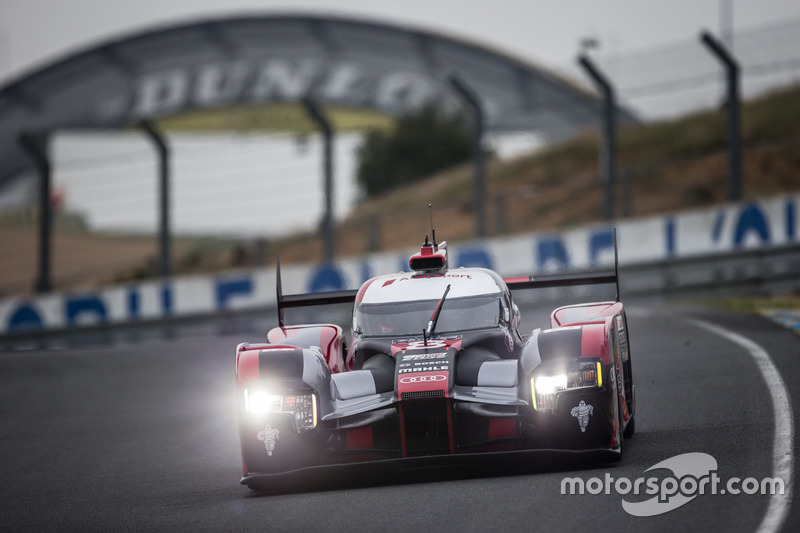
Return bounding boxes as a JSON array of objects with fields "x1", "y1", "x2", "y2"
[{"x1": 3, "y1": 18, "x2": 800, "y2": 300}]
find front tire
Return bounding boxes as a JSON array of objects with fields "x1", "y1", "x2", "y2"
[{"x1": 624, "y1": 414, "x2": 635, "y2": 438}]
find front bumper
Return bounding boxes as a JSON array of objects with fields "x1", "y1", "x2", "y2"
[
  {"x1": 240, "y1": 386, "x2": 619, "y2": 481},
  {"x1": 241, "y1": 446, "x2": 621, "y2": 490}
]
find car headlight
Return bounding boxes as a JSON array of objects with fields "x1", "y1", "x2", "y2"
[
  {"x1": 530, "y1": 360, "x2": 603, "y2": 413},
  {"x1": 244, "y1": 388, "x2": 318, "y2": 432}
]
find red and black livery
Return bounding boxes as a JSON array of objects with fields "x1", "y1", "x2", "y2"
[{"x1": 235, "y1": 233, "x2": 636, "y2": 489}]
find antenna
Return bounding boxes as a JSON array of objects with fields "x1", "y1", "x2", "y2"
[
  {"x1": 276, "y1": 255, "x2": 285, "y2": 328},
  {"x1": 429, "y1": 204, "x2": 437, "y2": 248},
  {"x1": 613, "y1": 227, "x2": 621, "y2": 302}
]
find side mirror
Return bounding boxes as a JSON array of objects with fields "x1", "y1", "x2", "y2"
[{"x1": 502, "y1": 305, "x2": 510, "y2": 325}]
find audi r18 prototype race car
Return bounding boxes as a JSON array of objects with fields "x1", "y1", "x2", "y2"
[{"x1": 235, "y1": 233, "x2": 635, "y2": 488}]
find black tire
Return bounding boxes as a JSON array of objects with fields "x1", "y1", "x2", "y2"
[{"x1": 623, "y1": 415, "x2": 636, "y2": 439}]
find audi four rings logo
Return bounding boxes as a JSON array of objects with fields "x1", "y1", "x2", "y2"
[{"x1": 400, "y1": 375, "x2": 447, "y2": 384}]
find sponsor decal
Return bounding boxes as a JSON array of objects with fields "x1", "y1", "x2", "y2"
[
  {"x1": 97, "y1": 60, "x2": 439, "y2": 123},
  {"x1": 410, "y1": 273, "x2": 473, "y2": 280},
  {"x1": 400, "y1": 374, "x2": 447, "y2": 384},
  {"x1": 399, "y1": 364, "x2": 448, "y2": 373},
  {"x1": 570, "y1": 400, "x2": 594, "y2": 432},
  {"x1": 383, "y1": 273, "x2": 474, "y2": 286},
  {"x1": 257, "y1": 425, "x2": 280, "y2": 456},
  {"x1": 504, "y1": 330, "x2": 514, "y2": 352},
  {"x1": 402, "y1": 340, "x2": 448, "y2": 350},
  {"x1": 397, "y1": 370, "x2": 450, "y2": 397},
  {"x1": 391, "y1": 336, "x2": 462, "y2": 356},
  {"x1": 393, "y1": 335, "x2": 462, "y2": 344},
  {"x1": 402, "y1": 352, "x2": 448, "y2": 360}
]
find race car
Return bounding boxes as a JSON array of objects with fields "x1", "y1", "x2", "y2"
[{"x1": 236, "y1": 233, "x2": 635, "y2": 488}]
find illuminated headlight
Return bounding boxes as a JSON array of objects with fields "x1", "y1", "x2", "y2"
[
  {"x1": 245, "y1": 390, "x2": 282, "y2": 414},
  {"x1": 530, "y1": 361, "x2": 603, "y2": 413},
  {"x1": 534, "y1": 374, "x2": 567, "y2": 395},
  {"x1": 244, "y1": 388, "x2": 318, "y2": 432}
]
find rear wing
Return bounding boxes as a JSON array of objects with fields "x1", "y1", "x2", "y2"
[
  {"x1": 504, "y1": 228, "x2": 621, "y2": 302},
  {"x1": 276, "y1": 229, "x2": 621, "y2": 327},
  {"x1": 276, "y1": 258, "x2": 356, "y2": 328},
  {"x1": 504, "y1": 270, "x2": 619, "y2": 300}
]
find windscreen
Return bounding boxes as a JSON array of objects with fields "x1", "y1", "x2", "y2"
[{"x1": 354, "y1": 295, "x2": 501, "y2": 337}]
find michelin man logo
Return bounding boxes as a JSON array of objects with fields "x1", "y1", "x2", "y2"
[
  {"x1": 257, "y1": 425, "x2": 280, "y2": 456},
  {"x1": 571, "y1": 400, "x2": 594, "y2": 432}
]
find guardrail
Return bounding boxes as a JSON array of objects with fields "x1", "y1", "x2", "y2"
[
  {"x1": 2, "y1": 190, "x2": 797, "y2": 350},
  {"x1": 620, "y1": 243, "x2": 800, "y2": 296},
  {"x1": 2, "y1": 244, "x2": 797, "y2": 351}
]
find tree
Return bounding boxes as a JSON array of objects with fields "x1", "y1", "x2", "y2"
[{"x1": 356, "y1": 106, "x2": 471, "y2": 197}]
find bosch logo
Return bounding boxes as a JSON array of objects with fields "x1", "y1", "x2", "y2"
[{"x1": 400, "y1": 375, "x2": 447, "y2": 384}]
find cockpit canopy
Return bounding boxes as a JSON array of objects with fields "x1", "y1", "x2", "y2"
[{"x1": 354, "y1": 295, "x2": 502, "y2": 338}]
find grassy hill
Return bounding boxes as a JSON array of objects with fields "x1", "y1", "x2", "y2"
[{"x1": 273, "y1": 84, "x2": 800, "y2": 263}]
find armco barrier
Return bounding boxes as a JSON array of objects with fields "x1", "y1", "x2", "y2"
[
  {"x1": 620, "y1": 243, "x2": 800, "y2": 296},
  {"x1": 1, "y1": 193, "x2": 798, "y2": 336}
]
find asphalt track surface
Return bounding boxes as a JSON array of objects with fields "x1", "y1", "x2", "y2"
[{"x1": 1, "y1": 305, "x2": 799, "y2": 532}]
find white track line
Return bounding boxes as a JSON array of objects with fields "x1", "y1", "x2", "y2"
[{"x1": 693, "y1": 319, "x2": 794, "y2": 533}]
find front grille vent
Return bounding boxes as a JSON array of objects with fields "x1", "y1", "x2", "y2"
[{"x1": 401, "y1": 390, "x2": 445, "y2": 400}]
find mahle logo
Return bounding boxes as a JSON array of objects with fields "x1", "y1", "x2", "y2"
[{"x1": 561, "y1": 452, "x2": 785, "y2": 517}]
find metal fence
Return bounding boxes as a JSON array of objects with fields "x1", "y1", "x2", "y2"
[
  {"x1": 2, "y1": 18, "x2": 800, "y2": 297},
  {"x1": 584, "y1": 16, "x2": 800, "y2": 120}
]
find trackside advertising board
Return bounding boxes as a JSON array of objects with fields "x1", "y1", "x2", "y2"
[{"x1": 1, "y1": 193, "x2": 797, "y2": 334}]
